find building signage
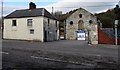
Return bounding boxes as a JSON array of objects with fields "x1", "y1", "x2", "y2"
[{"x1": 77, "y1": 31, "x2": 86, "y2": 40}]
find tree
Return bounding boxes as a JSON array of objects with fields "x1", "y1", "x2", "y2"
[{"x1": 96, "y1": 5, "x2": 120, "y2": 30}]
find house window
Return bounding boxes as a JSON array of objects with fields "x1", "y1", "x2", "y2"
[
  {"x1": 78, "y1": 20, "x2": 84, "y2": 30},
  {"x1": 48, "y1": 19, "x2": 50, "y2": 26},
  {"x1": 79, "y1": 14, "x2": 82, "y2": 18},
  {"x1": 30, "y1": 29, "x2": 34, "y2": 34},
  {"x1": 56, "y1": 21, "x2": 57, "y2": 27},
  {"x1": 12, "y1": 20, "x2": 17, "y2": 26},
  {"x1": 70, "y1": 21, "x2": 73, "y2": 25},
  {"x1": 89, "y1": 20, "x2": 93, "y2": 24},
  {"x1": 27, "y1": 19, "x2": 32, "y2": 26}
]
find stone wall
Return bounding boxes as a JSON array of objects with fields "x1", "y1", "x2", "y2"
[
  {"x1": 89, "y1": 24, "x2": 98, "y2": 44},
  {"x1": 65, "y1": 8, "x2": 98, "y2": 44}
]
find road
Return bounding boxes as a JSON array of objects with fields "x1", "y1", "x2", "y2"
[
  {"x1": 2, "y1": 48, "x2": 90, "y2": 69},
  {"x1": 2, "y1": 40, "x2": 118, "y2": 57},
  {"x1": 2, "y1": 40, "x2": 119, "y2": 69}
]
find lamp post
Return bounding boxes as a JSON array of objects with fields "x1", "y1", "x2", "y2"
[{"x1": 115, "y1": 20, "x2": 118, "y2": 45}]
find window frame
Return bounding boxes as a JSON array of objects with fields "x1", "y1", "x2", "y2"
[
  {"x1": 48, "y1": 19, "x2": 50, "y2": 26},
  {"x1": 12, "y1": 20, "x2": 17, "y2": 26},
  {"x1": 79, "y1": 14, "x2": 82, "y2": 18},
  {"x1": 55, "y1": 21, "x2": 57, "y2": 27},
  {"x1": 70, "y1": 21, "x2": 73, "y2": 25},
  {"x1": 27, "y1": 19, "x2": 33, "y2": 26},
  {"x1": 30, "y1": 29, "x2": 34, "y2": 34},
  {"x1": 89, "y1": 20, "x2": 93, "y2": 24}
]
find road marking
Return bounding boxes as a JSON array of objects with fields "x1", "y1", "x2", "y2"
[
  {"x1": 0, "y1": 52, "x2": 9, "y2": 54},
  {"x1": 31, "y1": 56, "x2": 65, "y2": 62},
  {"x1": 30, "y1": 56, "x2": 93, "y2": 66},
  {"x1": 96, "y1": 55, "x2": 101, "y2": 57}
]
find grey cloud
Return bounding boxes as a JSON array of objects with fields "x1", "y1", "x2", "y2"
[
  {"x1": 1, "y1": 1, "x2": 118, "y2": 17},
  {"x1": 1, "y1": 5, "x2": 26, "y2": 16},
  {"x1": 44, "y1": 2, "x2": 117, "y2": 14}
]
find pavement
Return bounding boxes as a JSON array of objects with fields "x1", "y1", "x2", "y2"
[{"x1": 2, "y1": 39, "x2": 119, "y2": 69}]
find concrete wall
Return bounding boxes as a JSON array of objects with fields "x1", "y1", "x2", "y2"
[{"x1": 3, "y1": 17, "x2": 44, "y2": 42}]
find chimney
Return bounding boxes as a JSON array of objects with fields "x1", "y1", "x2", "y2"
[{"x1": 29, "y1": 2, "x2": 36, "y2": 9}]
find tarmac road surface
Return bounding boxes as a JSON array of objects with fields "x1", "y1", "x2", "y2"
[{"x1": 2, "y1": 39, "x2": 119, "y2": 69}]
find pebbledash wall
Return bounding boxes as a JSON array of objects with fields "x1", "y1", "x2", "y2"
[
  {"x1": 3, "y1": 16, "x2": 59, "y2": 42},
  {"x1": 65, "y1": 8, "x2": 98, "y2": 44}
]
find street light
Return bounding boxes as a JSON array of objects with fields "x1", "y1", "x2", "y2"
[{"x1": 115, "y1": 20, "x2": 118, "y2": 45}]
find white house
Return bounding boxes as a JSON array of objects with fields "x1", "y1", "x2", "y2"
[{"x1": 3, "y1": 2, "x2": 59, "y2": 42}]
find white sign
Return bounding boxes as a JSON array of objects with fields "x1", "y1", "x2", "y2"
[
  {"x1": 60, "y1": 37, "x2": 64, "y2": 39},
  {"x1": 77, "y1": 31, "x2": 86, "y2": 40},
  {"x1": 115, "y1": 20, "x2": 119, "y2": 25}
]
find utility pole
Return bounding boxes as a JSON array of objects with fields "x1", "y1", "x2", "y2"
[
  {"x1": 52, "y1": 7, "x2": 54, "y2": 14},
  {"x1": 1, "y1": 0, "x2": 3, "y2": 39},
  {"x1": 114, "y1": 5, "x2": 119, "y2": 45},
  {"x1": 115, "y1": 20, "x2": 118, "y2": 45}
]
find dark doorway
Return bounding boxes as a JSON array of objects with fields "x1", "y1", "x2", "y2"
[{"x1": 44, "y1": 30, "x2": 47, "y2": 42}]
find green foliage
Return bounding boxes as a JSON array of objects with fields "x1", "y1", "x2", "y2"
[
  {"x1": 96, "y1": 6, "x2": 120, "y2": 30},
  {"x1": 54, "y1": 8, "x2": 78, "y2": 20},
  {"x1": 100, "y1": 17, "x2": 114, "y2": 28}
]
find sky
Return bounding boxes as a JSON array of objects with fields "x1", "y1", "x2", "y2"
[{"x1": 0, "y1": 0, "x2": 120, "y2": 16}]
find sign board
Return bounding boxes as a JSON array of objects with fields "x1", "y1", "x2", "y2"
[
  {"x1": 115, "y1": 20, "x2": 119, "y2": 25},
  {"x1": 77, "y1": 31, "x2": 86, "y2": 40},
  {"x1": 60, "y1": 37, "x2": 64, "y2": 39}
]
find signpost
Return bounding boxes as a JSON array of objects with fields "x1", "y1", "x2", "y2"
[{"x1": 115, "y1": 20, "x2": 118, "y2": 45}]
